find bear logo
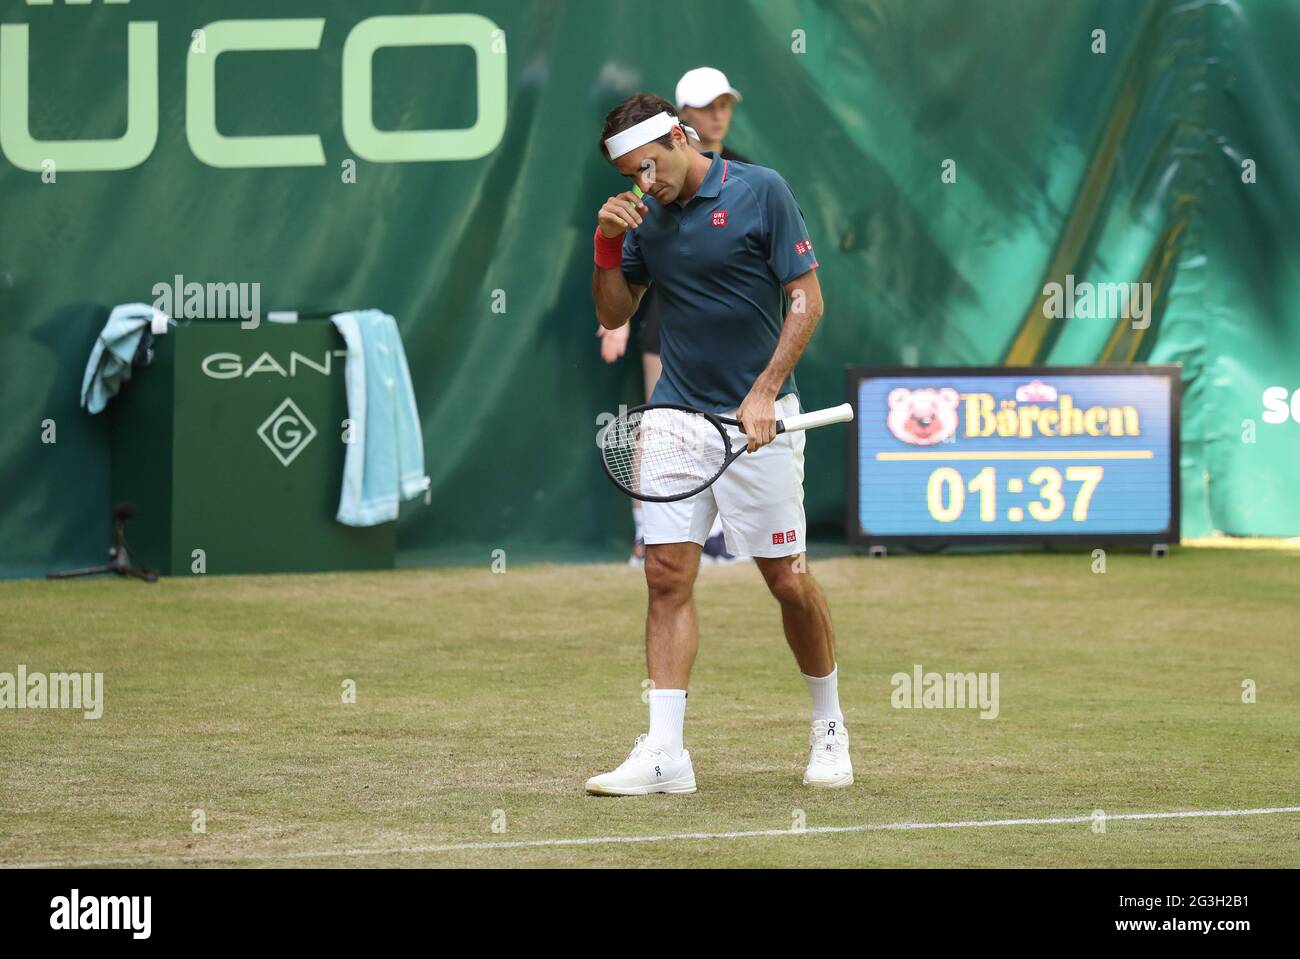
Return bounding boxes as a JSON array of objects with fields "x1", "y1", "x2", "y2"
[{"x1": 886, "y1": 387, "x2": 960, "y2": 446}]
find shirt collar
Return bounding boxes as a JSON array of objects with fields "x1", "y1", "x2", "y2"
[{"x1": 679, "y1": 152, "x2": 725, "y2": 205}]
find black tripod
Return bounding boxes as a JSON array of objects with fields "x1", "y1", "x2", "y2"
[{"x1": 47, "y1": 501, "x2": 159, "y2": 582}]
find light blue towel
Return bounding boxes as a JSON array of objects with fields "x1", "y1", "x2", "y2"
[
  {"x1": 80, "y1": 303, "x2": 166, "y2": 414},
  {"x1": 330, "y1": 310, "x2": 430, "y2": 526}
]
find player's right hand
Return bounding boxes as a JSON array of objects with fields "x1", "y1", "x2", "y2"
[{"x1": 598, "y1": 191, "x2": 648, "y2": 238}]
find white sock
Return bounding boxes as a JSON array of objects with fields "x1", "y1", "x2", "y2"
[
  {"x1": 647, "y1": 689, "x2": 687, "y2": 756},
  {"x1": 803, "y1": 666, "x2": 844, "y2": 723}
]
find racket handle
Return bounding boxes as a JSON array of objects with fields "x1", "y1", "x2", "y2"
[{"x1": 778, "y1": 402, "x2": 855, "y2": 433}]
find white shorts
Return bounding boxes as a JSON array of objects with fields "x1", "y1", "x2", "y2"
[{"x1": 641, "y1": 393, "x2": 806, "y2": 558}]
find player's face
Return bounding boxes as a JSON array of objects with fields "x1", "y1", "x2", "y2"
[
  {"x1": 679, "y1": 95, "x2": 734, "y2": 146},
  {"x1": 615, "y1": 136, "x2": 690, "y2": 204}
]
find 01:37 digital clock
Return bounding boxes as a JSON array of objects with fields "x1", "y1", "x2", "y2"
[{"x1": 846, "y1": 366, "x2": 1181, "y2": 549}]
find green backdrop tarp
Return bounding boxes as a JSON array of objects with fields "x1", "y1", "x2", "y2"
[{"x1": 2, "y1": 0, "x2": 1298, "y2": 578}]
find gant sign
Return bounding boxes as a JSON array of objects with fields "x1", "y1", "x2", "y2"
[
  {"x1": 0, "y1": 10, "x2": 507, "y2": 171},
  {"x1": 201, "y1": 351, "x2": 347, "y2": 379}
]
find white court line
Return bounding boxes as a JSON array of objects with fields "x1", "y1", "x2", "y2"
[{"x1": 5, "y1": 805, "x2": 1299, "y2": 869}]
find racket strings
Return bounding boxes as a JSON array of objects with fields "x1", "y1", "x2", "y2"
[{"x1": 601, "y1": 408, "x2": 729, "y2": 499}]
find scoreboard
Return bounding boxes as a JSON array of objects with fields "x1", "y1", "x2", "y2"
[{"x1": 847, "y1": 366, "x2": 1181, "y2": 548}]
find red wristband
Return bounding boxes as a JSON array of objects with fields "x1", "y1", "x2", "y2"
[{"x1": 594, "y1": 227, "x2": 624, "y2": 269}]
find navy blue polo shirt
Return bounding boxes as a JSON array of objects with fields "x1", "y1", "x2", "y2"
[{"x1": 621, "y1": 153, "x2": 819, "y2": 413}]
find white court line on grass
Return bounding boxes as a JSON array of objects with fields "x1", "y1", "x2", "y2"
[{"x1": 5, "y1": 806, "x2": 1299, "y2": 868}]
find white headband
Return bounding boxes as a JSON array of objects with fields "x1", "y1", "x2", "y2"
[{"x1": 605, "y1": 110, "x2": 700, "y2": 159}]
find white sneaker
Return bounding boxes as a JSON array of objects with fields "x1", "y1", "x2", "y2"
[
  {"x1": 586, "y1": 734, "x2": 697, "y2": 796},
  {"x1": 803, "y1": 719, "x2": 853, "y2": 788}
]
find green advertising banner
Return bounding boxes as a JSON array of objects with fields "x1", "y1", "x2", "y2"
[{"x1": 2, "y1": 0, "x2": 1298, "y2": 578}]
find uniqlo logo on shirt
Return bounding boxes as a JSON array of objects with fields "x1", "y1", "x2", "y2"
[
  {"x1": 795, "y1": 239, "x2": 813, "y2": 255},
  {"x1": 712, "y1": 210, "x2": 728, "y2": 227},
  {"x1": 772, "y1": 532, "x2": 786, "y2": 545},
  {"x1": 786, "y1": 529, "x2": 797, "y2": 543}
]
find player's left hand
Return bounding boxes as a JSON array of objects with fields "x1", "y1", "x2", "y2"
[{"x1": 737, "y1": 385, "x2": 779, "y2": 453}]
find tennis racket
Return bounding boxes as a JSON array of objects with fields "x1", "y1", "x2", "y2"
[{"x1": 598, "y1": 402, "x2": 854, "y2": 502}]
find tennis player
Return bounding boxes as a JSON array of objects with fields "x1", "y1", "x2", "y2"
[
  {"x1": 587, "y1": 93, "x2": 851, "y2": 794},
  {"x1": 599, "y1": 66, "x2": 751, "y2": 567}
]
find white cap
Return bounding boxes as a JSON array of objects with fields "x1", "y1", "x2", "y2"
[{"x1": 675, "y1": 67, "x2": 742, "y2": 109}]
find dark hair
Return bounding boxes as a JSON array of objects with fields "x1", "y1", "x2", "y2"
[{"x1": 599, "y1": 92, "x2": 679, "y2": 161}]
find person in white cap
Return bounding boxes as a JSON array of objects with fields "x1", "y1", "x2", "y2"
[
  {"x1": 674, "y1": 66, "x2": 749, "y2": 163},
  {"x1": 585, "y1": 92, "x2": 851, "y2": 796}
]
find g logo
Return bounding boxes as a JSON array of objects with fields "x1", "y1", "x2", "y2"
[{"x1": 257, "y1": 398, "x2": 318, "y2": 466}]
